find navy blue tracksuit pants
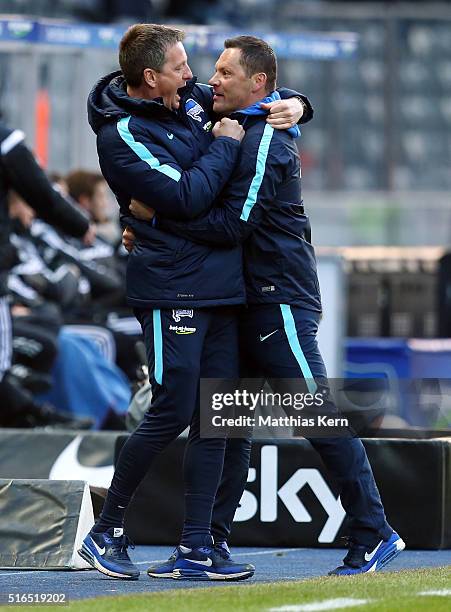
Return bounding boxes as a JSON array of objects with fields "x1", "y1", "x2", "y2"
[
  {"x1": 211, "y1": 304, "x2": 393, "y2": 548},
  {"x1": 98, "y1": 306, "x2": 238, "y2": 546}
]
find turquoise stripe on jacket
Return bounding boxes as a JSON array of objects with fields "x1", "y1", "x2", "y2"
[
  {"x1": 240, "y1": 123, "x2": 274, "y2": 222},
  {"x1": 117, "y1": 116, "x2": 181, "y2": 182}
]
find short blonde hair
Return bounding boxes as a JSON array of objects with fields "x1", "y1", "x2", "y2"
[{"x1": 119, "y1": 23, "x2": 185, "y2": 87}]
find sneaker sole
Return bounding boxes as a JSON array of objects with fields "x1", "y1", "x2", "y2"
[
  {"x1": 373, "y1": 537, "x2": 406, "y2": 572},
  {"x1": 78, "y1": 545, "x2": 140, "y2": 580},
  {"x1": 172, "y1": 568, "x2": 254, "y2": 581},
  {"x1": 147, "y1": 571, "x2": 174, "y2": 579}
]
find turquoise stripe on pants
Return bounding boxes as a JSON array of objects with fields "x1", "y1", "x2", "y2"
[
  {"x1": 280, "y1": 303, "x2": 317, "y2": 393},
  {"x1": 153, "y1": 309, "x2": 163, "y2": 385}
]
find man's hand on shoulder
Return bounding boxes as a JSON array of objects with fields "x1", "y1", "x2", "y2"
[
  {"x1": 261, "y1": 98, "x2": 305, "y2": 129},
  {"x1": 129, "y1": 199, "x2": 155, "y2": 222},
  {"x1": 212, "y1": 118, "x2": 245, "y2": 142}
]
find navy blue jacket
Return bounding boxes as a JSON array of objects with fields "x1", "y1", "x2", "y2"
[
  {"x1": 88, "y1": 71, "x2": 245, "y2": 309},
  {"x1": 159, "y1": 100, "x2": 322, "y2": 312},
  {"x1": 88, "y1": 72, "x2": 313, "y2": 309}
]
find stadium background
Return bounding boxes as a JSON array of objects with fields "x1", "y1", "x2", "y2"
[{"x1": 0, "y1": 1, "x2": 450, "y2": 609}]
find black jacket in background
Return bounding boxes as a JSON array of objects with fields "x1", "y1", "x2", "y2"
[{"x1": 0, "y1": 122, "x2": 89, "y2": 296}]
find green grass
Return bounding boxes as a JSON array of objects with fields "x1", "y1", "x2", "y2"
[{"x1": 1, "y1": 566, "x2": 450, "y2": 612}]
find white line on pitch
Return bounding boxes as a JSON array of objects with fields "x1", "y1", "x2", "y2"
[
  {"x1": 418, "y1": 589, "x2": 451, "y2": 597},
  {"x1": 136, "y1": 548, "x2": 301, "y2": 565},
  {"x1": 268, "y1": 598, "x2": 371, "y2": 612},
  {"x1": 234, "y1": 548, "x2": 300, "y2": 557}
]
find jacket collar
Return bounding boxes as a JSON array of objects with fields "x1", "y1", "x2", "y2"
[
  {"x1": 230, "y1": 91, "x2": 301, "y2": 138},
  {"x1": 87, "y1": 70, "x2": 199, "y2": 134}
]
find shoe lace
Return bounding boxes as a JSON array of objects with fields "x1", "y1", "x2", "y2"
[
  {"x1": 214, "y1": 544, "x2": 231, "y2": 561},
  {"x1": 110, "y1": 535, "x2": 135, "y2": 560}
]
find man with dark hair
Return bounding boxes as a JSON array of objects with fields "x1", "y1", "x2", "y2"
[
  {"x1": 66, "y1": 170, "x2": 102, "y2": 208},
  {"x1": 224, "y1": 35, "x2": 277, "y2": 92},
  {"x1": 66, "y1": 169, "x2": 117, "y2": 243},
  {"x1": 80, "y1": 23, "x2": 310, "y2": 581},
  {"x1": 130, "y1": 35, "x2": 405, "y2": 577}
]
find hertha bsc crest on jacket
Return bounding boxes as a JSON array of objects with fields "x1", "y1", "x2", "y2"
[{"x1": 185, "y1": 98, "x2": 205, "y2": 123}]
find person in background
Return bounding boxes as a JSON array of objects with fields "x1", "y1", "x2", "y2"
[
  {"x1": 66, "y1": 169, "x2": 121, "y2": 244},
  {"x1": 0, "y1": 120, "x2": 95, "y2": 428},
  {"x1": 49, "y1": 172, "x2": 70, "y2": 198}
]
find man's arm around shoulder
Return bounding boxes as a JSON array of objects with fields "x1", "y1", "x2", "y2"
[
  {"x1": 154, "y1": 125, "x2": 289, "y2": 246},
  {"x1": 97, "y1": 116, "x2": 243, "y2": 220}
]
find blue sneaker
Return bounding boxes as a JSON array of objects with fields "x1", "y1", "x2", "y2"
[
  {"x1": 147, "y1": 549, "x2": 177, "y2": 579},
  {"x1": 78, "y1": 527, "x2": 140, "y2": 580},
  {"x1": 172, "y1": 544, "x2": 255, "y2": 581},
  {"x1": 329, "y1": 531, "x2": 405, "y2": 575},
  {"x1": 214, "y1": 541, "x2": 239, "y2": 562}
]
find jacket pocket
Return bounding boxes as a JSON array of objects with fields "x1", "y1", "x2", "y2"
[{"x1": 133, "y1": 234, "x2": 180, "y2": 267}]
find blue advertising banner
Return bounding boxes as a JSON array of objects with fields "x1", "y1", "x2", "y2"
[{"x1": 0, "y1": 18, "x2": 358, "y2": 59}]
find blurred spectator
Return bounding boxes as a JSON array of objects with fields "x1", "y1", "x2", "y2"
[
  {"x1": 8, "y1": 193, "x2": 87, "y2": 314},
  {"x1": 30, "y1": 216, "x2": 126, "y2": 311},
  {"x1": 9, "y1": 190, "x2": 142, "y2": 390},
  {"x1": 74, "y1": 0, "x2": 156, "y2": 23},
  {"x1": 7, "y1": 191, "x2": 139, "y2": 428},
  {"x1": 9, "y1": 189, "x2": 126, "y2": 321},
  {"x1": 49, "y1": 172, "x2": 70, "y2": 198},
  {"x1": 101, "y1": 0, "x2": 156, "y2": 23},
  {"x1": 1, "y1": 0, "x2": 157, "y2": 22},
  {"x1": 0, "y1": 119, "x2": 94, "y2": 428},
  {"x1": 66, "y1": 169, "x2": 121, "y2": 245}
]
